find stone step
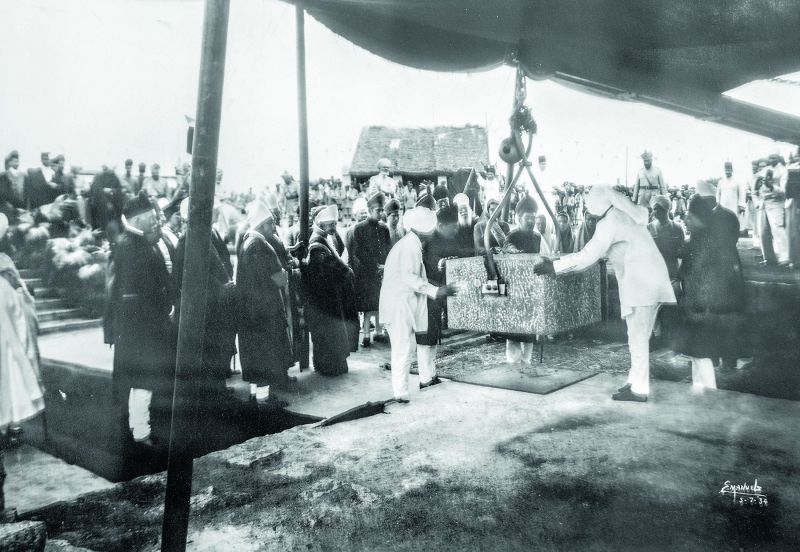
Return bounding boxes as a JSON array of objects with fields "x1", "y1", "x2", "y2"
[
  {"x1": 32, "y1": 287, "x2": 60, "y2": 300},
  {"x1": 39, "y1": 318, "x2": 102, "y2": 335},
  {"x1": 17, "y1": 268, "x2": 42, "y2": 280},
  {"x1": 35, "y1": 298, "x2": 67, "y2": 311},
  {"x1": 38, "y1": 308, "x2": 84, "y2": 323},
  {"x1": 23, "y1": 277, "x2": 44, "y2": 289}
]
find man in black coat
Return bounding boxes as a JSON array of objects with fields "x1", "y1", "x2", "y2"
[
  {"x1": 0, "y1": 151, "x2": 25, "y2": 220},
  {"x1": 26, "y1": 152, "x2": 60, "y2": 209},
  {"x1": 88, "y1": 166, "x2": 126, "y2": 239},
  {"x1": 108, "y1": 192, "x2": 176, "y2": 446},
  {"x1": 349, "y1": 192, "x2": 390, "y2": 347},
  {"x1": 237, "y1": 199, "x2": 295, "y2": 400},
  {"x1": 303, "y1": 204, "x2": 359, "y2": 376}
]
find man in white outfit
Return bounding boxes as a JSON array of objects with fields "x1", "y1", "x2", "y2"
[
  {"x1": 535, "y1": 185, "x2": 676, "y2": 402},
  {"x1": 379, "y1": 207, "x2": 458, "y2": 402},
  {"x1": 717, "y1": 161, "x2": 746, "y2": 227}
]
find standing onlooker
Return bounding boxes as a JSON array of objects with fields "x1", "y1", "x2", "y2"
[
  {"x1": 237, "y1": 200, "x2": 295, "y2": 400},
  {"x1": 717, "y1": 161, "x2": 746, "y2": 229},
  {"x1": 385, "y1": 199, "x2": 405, "y2": 246},
  {"x1": 380, "y1": 207, "x2": 458, "y2": 402},
  {"x1": 303, "y1": 204, "x2": 358, "y2": 376},
  {"x1": 632, "y1": 150, "x2": 666, "y2": 208},
  {"x1": 0, "y1": 151, "x2": 25, "y2": 220},
  {"x1": 88, "y1": 166, "x2": 126, "y2": 238},
  {"x1": 473, "y1": 194, "x2": 509, "y2": 255},
  {"x1": 108, "y1": 193, "x2": 176, "y2": 446},
  {"x1": 671, "y1": 195, "x2": 745, "y2": 390},
  {"x1": 647, "y1": 196, "x2": 684, "y2": 281},
  {"x1": 501, "y1": 196, "x2": 541, "y2": 364},
  {"x1": 758, "y1": 169, "x2": 789, "y2": 265},
  {"x1": 403, "y1": 182, "x2": 417, "y2": 213},
  {"x1": 143, "y1": 163, "x2": 168, "y2": 199},
  {"x1": 452, "y1": 193, "x2": 477, "y2": 257},
  {"x1": 26, "y1": 151, "x2": 58, "y2": 209},
  {"x1": 555, "y1": 212, "x2": 575, "y2": 253},
  {"x1": 349, "y1": 192, "x2": 390, "y2": 347},
  {"x1": 135, "y1": 162, "x2": 147, "y2": 195},
  {"x1": 368, "y1": 158, "x2": 398, "y2": 199},
  {"x1": 119, "y1": 159, "x2": 138, "y2": 198}
]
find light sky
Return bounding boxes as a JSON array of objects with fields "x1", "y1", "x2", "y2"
[{"x1": 1, "y1": 0, "x2": 797, "y2": 193}]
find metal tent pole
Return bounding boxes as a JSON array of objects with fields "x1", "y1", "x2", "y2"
[{"x1": 160, "y1": 1, "x2": 229, "y2": 550}]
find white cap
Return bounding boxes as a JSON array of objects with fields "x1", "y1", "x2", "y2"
[
  {"x1": 0, "y1": 213, "x2": 8, "y2": 240},
  {"x1": 404, "y1": 206, "x2": 437, "y2": 234},
  {"x1": 246, "y1": 199, "x2": 274, "y2": 228},
  {"x1": 352, "y1": 197, "x2": 368, "y2": 215},
  {"x1": 315, "y1": 204, "x2": 338, "y2": 225},
  {"x1": 453, "y1": 193, "x2": 470, "y2": 206}
]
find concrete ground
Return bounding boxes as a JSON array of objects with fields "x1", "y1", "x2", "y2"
[{"x1": 22, "y1": 338, "x2": 800, "y2": 551}]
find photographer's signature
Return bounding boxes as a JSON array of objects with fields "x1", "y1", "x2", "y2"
[{"x1": 719, "y1": 479, "x2": 769, "y2": 506}]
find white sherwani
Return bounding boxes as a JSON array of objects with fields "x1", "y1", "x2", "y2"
[
  {"x1": 368, "y1": 174, "x2": 398, "y2": 198},
  {"x1": 717, "y1": 175, "x2": 745, "y2": 218},
  {"x1": 379, "y1": 232, "x2": 439, "y2": 399},
  {"x1": 553, "y1": 208, "x2": 675, "y2": 395}
]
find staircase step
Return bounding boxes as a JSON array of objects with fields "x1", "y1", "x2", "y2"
[
  {"x1": 38, "y1": 318, "x2": 102, "y2": 335},
  {"x1": 23, "y1": 277, "x2": 44, "y2": 289},
  {"x1": 38, "y1": 308, "x2": 84, "y2": 323},
  {"x1": 32, "y1": 287, "x2": 60, "y2": 299},
  {"x1": 17, "y1": 268, "x2": 42, "y2": 279},
  {"x1": 35, "y1": 298, "x2": 67, "y2": 311}
]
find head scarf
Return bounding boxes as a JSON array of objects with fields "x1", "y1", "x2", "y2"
[
  {"x1": 696, "y1": 180, "x2": 716, "y2": 198},
  {"x1": 584, "y1": 184, "x2": 648, "y2": 225},
  {"x1": 314, "y1": 204, "x2": 338, "y2": 225},
  {"x1": 650, "y1": 194, "x2": 670, "y2": 212},
  {"x1": 246, "y1": 198, "x2": 274, "y2": 228},
  {"x1": 352, "y1": 197, "x2": 369, "y2": 216},
  {"x1": 404, "y1": 206, "x2": 437, "y2": 234}
]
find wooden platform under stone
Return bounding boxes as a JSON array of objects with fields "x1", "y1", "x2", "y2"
[{"x1": 446, "y1": 254, "x2": 602, "y2": 335}]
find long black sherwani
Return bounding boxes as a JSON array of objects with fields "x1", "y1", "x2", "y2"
[
  {"x1": 109, "y1": 230, "x2": 176, "y2": 441},
  {"x1": 302, "y1": 227, "x2": 359, "y2": 376},
  {"x1": 349, "y1": 218, "x2": 390, "y2": 312},
  {"x1": 173, "y1": 229, "x2": 237, "y2": 395},
  {"x1": 236, "y1": 230, "x2": 294, "y2": 386}
]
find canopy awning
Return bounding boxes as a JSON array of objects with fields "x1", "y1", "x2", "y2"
[{"x1": 288, "y1": 0, "x2": 800, "y2": 143}]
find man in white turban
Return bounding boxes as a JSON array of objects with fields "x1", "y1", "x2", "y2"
[
  {"x1": 379, "y1": 207, "x2": 458, "y2": 402},
  {"x1": 535, "y1": 185, "x2": 675, "y2": 402}
]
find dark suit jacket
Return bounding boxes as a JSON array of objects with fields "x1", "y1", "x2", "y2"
[{"x1": 26, "y1": 168, "x2": 59, "y2": 209}]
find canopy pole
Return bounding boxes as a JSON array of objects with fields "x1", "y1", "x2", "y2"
[
  {"x1": 161, "y1": 1, "x2": 229, "y2": 550},
  {"x1": 296, "y1": 6, "x2": 310, "y2": 371}
]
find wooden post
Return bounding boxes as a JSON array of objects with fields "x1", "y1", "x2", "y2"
[
  {"x1": 160, "y1": 1, "x2": 229, "y2": 550},
  {"x1": 296, "y1": 6, "x2": 311, "y2": 371}
]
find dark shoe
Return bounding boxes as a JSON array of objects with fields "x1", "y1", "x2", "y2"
[
  {"x1": 420, "y1": 376, "x2": 443, "y2": 390},
  {"x1": 380, "y1": 363, "x2": 392, "y2": 371},
  {"x1": 612, "y1": 387, "x2": 648, "y2": 402},
  {"x1": 394, "y1": 397, "x2": 410, "y2": 404},
  {"x1": 361, "y1": 337, "x2": 371, "y2": 348},
  {"x1": 617, "y1": 383, "x2": 631, "y2": 393},
  {"x1": 373, "y1": 334, "x2": 388, "y2": 344}
]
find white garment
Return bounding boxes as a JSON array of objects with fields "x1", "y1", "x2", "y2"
[
  {"x1": 417, "y1": 344, "x2": 438, "y2": 385},
  {"x1": 379, "y1": 232, "x2": 438, "y2": 332},
  {"x1": 623, "y1": 305, "x2": 660, "y2": 395},
  {"x1": 128, "y1": 388, "x2": 152, "y2": 441},
  {"x1": 368, "y1": 174, "x2": 398, "y2": 198},
  {"x1": 506, "y1": 340, "x2": 534, "y2": 364},
  {"x1": 0, "y1": 268, "x2": 44, "y2": 427},
  {"x1": 690, "y1": 357, "x2": 717, "y2": 390},
  {"x1": 716, "y1": 176, "x2": 745, "y2": 214},
  {"x1": 764, "y1": 198, "x2": 789, "y2": 263},
  {"x1": 387, "y1": 324, "x2": 416, "y2": 400},
  {"x1": 553, "y1": 208, "x2": 675, "y2": 318}
]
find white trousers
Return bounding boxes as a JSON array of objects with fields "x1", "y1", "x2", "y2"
[
  {"x1": 764, "y1": 200, "x2": 789, "y2": 263},
  {"x1": 506, "y1": 340, "x2": 534, "y2": 364},
  {"x1": 361, "y1": 311, "x2": 382, "y2": 335},
  {"x1": 690, "y1": 357, "x2": 717, "y2": 389},
  {"x1": 128, "y1": 388, "x2": 152, "y2": 441},
  {"x1": 385, "y1": 324, "x2": 437, "y2": 399},
  {"x1": 417, "y1": 344, "x2": 438, "y2": 385},
  {"x1": 624, "y1": 305, "x2": 660, "y2": 395}
]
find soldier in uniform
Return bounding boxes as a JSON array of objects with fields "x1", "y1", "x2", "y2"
[{"x1": 632, "y1": 150, "x2": 666, "y2": 208}]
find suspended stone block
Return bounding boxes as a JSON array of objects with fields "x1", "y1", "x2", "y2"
[{"x1": 446, "y1": 254, "x2": 602, "y2": 335}]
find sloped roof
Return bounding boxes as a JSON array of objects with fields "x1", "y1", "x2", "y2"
[{"x1": 349, "y1": 125, "x2": 489, "y2": 176}]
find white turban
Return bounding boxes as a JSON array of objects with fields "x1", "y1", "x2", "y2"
[
  {"x1": 403, "y1": 206, "x2": 437, "y2": 234},
  {"x1": 352, "y1": 197, "x2": 368, "y2": 215},
  {"x1": 315, "y1": 204, "x2": 338, "y2": 225},
  {"x1": 0, "y1": 213, "x2": 8, "y2": 240},
  {"x1": 453, "y1": 193, "x2": 470, "y2": 207},
  {"x1": 246, "y1": 199, "x2": 274, "y2": 228},
  {"x1": 585, "y1": 185, "x2": 648, "y2": 225},
  {"x1": 696, "y1": 180, "x2": 716, "y2": 198}
]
